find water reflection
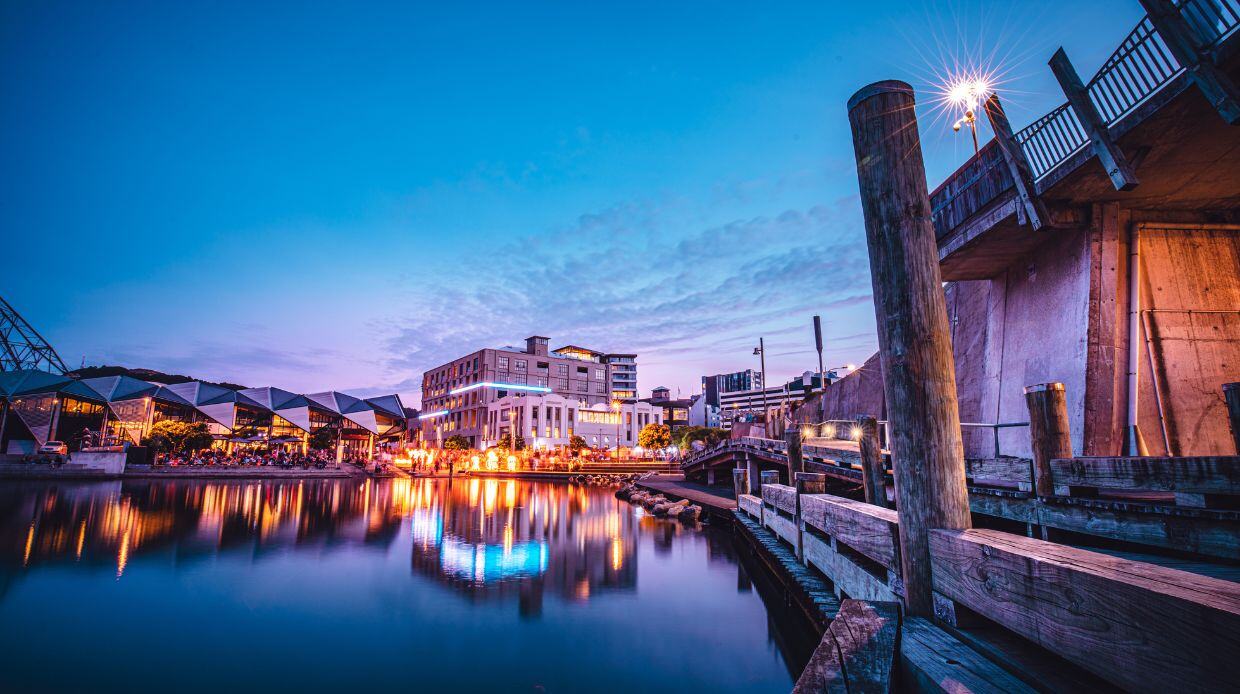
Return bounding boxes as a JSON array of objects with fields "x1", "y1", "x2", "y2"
[{"x1": 0, "y1": 478, "x2": 816, "y2": 691}]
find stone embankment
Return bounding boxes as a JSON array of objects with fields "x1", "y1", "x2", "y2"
[{"x1": 615, "y1": 483, "x2": 702, "y2": 522}]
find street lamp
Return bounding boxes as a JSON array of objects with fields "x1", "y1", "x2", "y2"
[{"x1": 753, "y1": 338, "x2": 769, "y2": 435}]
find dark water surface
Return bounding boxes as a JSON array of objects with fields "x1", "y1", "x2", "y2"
[{"x1": 0, "y1": 478, "x2": 815, "y2": 693}]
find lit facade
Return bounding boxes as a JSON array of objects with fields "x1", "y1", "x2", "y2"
[
  {"x1": 481, "y1": 392, "x2": 662, "y2": 451},
  {"x1": 420, "y1": 336, "x2": 639, "y2": 448}
]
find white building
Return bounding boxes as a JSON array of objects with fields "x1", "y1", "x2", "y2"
[
  {"x1": 482, "y1": 392, "x2": 663, "y2": 451},
  {"x1": 688, "y1": 394, "x2": 721, "y2": 428}
]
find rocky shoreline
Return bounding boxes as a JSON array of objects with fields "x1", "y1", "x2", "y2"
[{"x1": 615, "y1": 483, "x2": 702, "y2": 522}]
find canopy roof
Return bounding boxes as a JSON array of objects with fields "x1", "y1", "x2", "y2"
[{"x1": 0, "y1": 369, "x2": 106, "y2": 402}]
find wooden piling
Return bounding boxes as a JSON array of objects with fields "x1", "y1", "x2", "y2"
[
  {"x1": 856, "y1": 415, "x2": 888, "y2": 508},
  {"x1": 1225, "y1": 382, "x2": 1240, "y2": 455},
  {"x1": 1023, "y1": 383, "x2": 1072, "y2": 498},
  {"x1": 848, "y1": 80, "x2": 972, "y2": 617},
  {"x1": 785, "y1": 427, "x2": 804, "y2": 479}
]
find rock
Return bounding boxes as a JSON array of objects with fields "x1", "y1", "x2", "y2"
[
  {"x1": 679, "y1": 505, "x2": 702, "y2": 522},
  {"x1": 651, "y1": 502, "x2": 672, "y2": 516}
]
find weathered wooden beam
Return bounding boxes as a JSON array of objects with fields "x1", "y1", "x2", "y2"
[
  {"x1": 856, "y1": 415, "x2": 888, "y2": 507},
  {"x1": 1049, "y1": 454, "x2": 1239, "y2": 500},
  {"x1": 898, "y1": 617, "x2": 1038, "y2": 693},
  {"x1": 981, "y1": 94, "x2": 1052, "y2": 226},
  {"x1": 786, "y1": 427, "x2": 805, "y2": 478},
  {"x1": 930, "y1": 528, "x2": 1240, "y2": 692},
  {"x1": 1139, "y1": 0, "x2": 1240, "y2": 124},
  {"x1": 849, "y1": 80, "x2": 972, "y2": 617},
  {"x1": 793, "y1": 600, "x2": 899, "y2": 694},
  {"x1": 1225, "y1": 382, "x2": 1240, "y2": 454},
  {"x1": 963, "y1": 456, "x2": 1033, "y2": 491},
  {"x1": 1024, "y1": 382, "x2": 1073, "y2": 497},
  {"x1": 1047, "y1": 48, "x2": 1141, "y2": 191},
  {"x1": 801, "y1": 493, "x2": 901, "y2": 573}
]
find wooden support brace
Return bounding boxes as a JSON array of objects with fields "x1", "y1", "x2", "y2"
[
  {"x1": 856, "y1": 415, "x2": 888, "y2": 508},
  {"x1": 982, "y1": 94, "x2": 1051, "y2": 228},
  {"x1": 1140, "y1": 0, "x2": 1240, "y2": 124},
  {"x1": 1048, "y1": 48, "x2": 1141, "y2": 191}
]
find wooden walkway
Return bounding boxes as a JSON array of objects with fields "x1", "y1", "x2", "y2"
[
  {"x1": 733, "y1": 509, "x2": 841, "y2": 630},
  {"x1": 635, "y1": 474, "x2": 737, "y2": 517}
]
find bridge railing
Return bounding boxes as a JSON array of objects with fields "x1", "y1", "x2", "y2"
[{"x1": 935, "y1": 1, "x2": 1239, "y2": 231}]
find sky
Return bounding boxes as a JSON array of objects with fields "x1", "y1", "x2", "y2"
[{"x1": 0, "y1": 0, "x2": 1143, "y2": 407}]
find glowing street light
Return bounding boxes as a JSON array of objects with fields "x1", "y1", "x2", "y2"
[{"x1": 945, "y1": 74, "x2": 992, "y2": 155}]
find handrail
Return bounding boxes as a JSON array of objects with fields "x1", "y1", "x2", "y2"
[{"x1": 988, "y1": 3, "x2": 1237, "y2": 189}]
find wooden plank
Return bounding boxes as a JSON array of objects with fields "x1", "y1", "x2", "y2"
[
  {"x1": 793, "y1": 599, "x2": 898, "y2": 694},
  {"x1": 761, "y1": 483, "x2": 798, "y2": 515},
  {"x1": 801, "y1": 493, "x2": 901, "y2": 571},
  {"x1": 738, "y1": 494, "x2": 763, "y2": 519},
  {"x1": 898, "y1": 617, "x2": 1037, "y2": 693},
  {"x1": 929, "y1": 528, "x2": 1240, "y2": 692},
  {"x1": 803, "y1": 532, "x2": 900, "y2": 603},
  {"x1": 1035, "y1": 497, "x2": 1240, "y2": 560},
  {"x1": 964, "y1": 456, "x2": 1033, "y2": 490},
  {"x1": 1049, "y1": 455, "x2": 1240, "y2": 494}
]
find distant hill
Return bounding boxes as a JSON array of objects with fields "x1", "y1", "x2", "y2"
[{"x1": 68, "y1": 365, "x2": 247, "y2": 391}]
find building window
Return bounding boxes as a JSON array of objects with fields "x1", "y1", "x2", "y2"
[
  {"x1": 498, "y1": 356, "x2": 509, "y2": 369},
  {"x1": 594, "y1": 368, "x2": 605, "y2": 381},
  {"x1": 593, "y1": 383, "x2": 606, "y2": 393},
  {"x1": 577, "y1": 381, "x2": 588, "y2": 392},
  {"x1": 515, "y1": 360, "x2": 527, "y2": 371},
  {"x1": 557, "y1": 364, "x2": 568, "y2": 376},
  {"x1": 535, "y1": 376, "x2": 549, "y2": 387},
  {"x1": 555, "y1": 378, "x2": 568, "y2": 390}
]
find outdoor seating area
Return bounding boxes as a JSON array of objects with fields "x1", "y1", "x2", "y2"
[{"x1": 153, "y1": 448, "x2": 340, "y2": 470}]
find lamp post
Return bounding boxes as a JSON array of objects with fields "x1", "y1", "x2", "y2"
[{"x1": 753, "y1": 338, "x2": 769, "y2": 434}]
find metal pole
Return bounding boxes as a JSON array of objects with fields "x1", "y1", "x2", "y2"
[
  {"x1": 813, "y1": 316, "x2": 826, "y2": 424},
  {"x1": 758, "y1": 338, "x2": 769, "y2": 435}
]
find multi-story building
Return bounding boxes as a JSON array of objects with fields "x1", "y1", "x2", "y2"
[
  {"x1": 420, "y1": 336, "x2": 636, "y2": 449},
  {"x1": 603, "y1": 353, "x2": 638, "y2": 401},
  {"x1": 644, "y1": 386, "x2": 692, "y2": 432},
  {"x1": 701, "y1": 369, "x2": 763, "y2": 408},
  {"x1": 717, "y1": 372, "x2": 822, "y2": 429},
  {"x1": 482, "y1": 393, "x2": 662, "y2": 451},
  {"x1": 688, "y1": 394, "x2": 721, "y2": 428}
]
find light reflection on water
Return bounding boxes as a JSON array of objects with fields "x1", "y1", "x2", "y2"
[{"x1": 0, "y1": 478, "x2": 815, "y2": 693}]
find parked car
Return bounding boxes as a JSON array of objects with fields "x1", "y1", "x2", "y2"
[{"x1": 38, "y1": 441, "x2": 68, "y2": 455}]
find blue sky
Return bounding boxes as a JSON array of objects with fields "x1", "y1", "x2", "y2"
[{"x1": 0, "y1": 0, "x2": 1142, "y2": 405}]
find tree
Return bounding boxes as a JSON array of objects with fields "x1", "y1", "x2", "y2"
[
  {"x1": 568, "y1": 435, "x2": 587, "y2": 455},
  {"x1": 309, "y1": 427, "x2": 336, "y2": 451},
  {"x1": 678, "y1": 426, "x2": 728, "y2": 451},
  {"x1": 142, "y1": 420, "x2": 213, "y2": 454},
  {"x1": 638, "y1": 423, "x2": 672, "y2": 450},
  {"x1": 443, "y1": 435, "x2": 470, "y2": 451},
  {"x1": 497, "y1": 433, "x2": 526, "y2": 451}
]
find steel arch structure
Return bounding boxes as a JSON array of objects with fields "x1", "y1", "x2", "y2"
[{"x1": 0, "y1": 295, "x2": 69, "y2": 374}]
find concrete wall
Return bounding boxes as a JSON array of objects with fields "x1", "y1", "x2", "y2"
[{"x1": 70, "y1": 450, "x2": 127, "y2": 474}]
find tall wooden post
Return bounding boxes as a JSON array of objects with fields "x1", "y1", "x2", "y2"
[
  {"x1": 848, "y1": 80, "x2": 972, "y2": 617},
  {"x1": 1224, "y1": 382, "x2": 1240, "y2": 455},
  {"x1": 856, "y1": 415, "x2": 888, "y2": 508},
  {"x1": 982, "y1": 94, "x2": 1051, "y2": 227},
  {"x1": 785, "y1": 427, "x2": 804, "y2": 479},
  {"x1": 1024, "y1": 383, "x2": 1072, "y2": 498}
]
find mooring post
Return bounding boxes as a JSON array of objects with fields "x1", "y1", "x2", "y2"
[
  {"x1": 856, "y1": 415, "x2": 888, "y2": 508},
  {"x1": 785, "y1": 427, "x2": 804, "y2": 479},
  {"x1": 1024, "y1": 383, "x2": 1072, "y2": 498},
  {"x1": 1224, "y1": 382, "x2": 1240, "y2": 455},
  {"x1": 848, "y1": 80, "x2": 972, "y2": 617},
  {"x1": 794, "y1": 472, "x2": 827, "y2": 563}
]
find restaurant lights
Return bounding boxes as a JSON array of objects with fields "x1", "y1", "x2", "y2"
[{"x1": 449, "y1": 382, "x2": 552, "y2": 395}]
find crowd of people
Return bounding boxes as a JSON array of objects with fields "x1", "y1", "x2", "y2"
[{"x1": 154, "y1": 448, "x2": 339, "y2": 469}]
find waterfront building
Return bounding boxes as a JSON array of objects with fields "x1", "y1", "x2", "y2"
[
  {"x1": 701, "y1": 368, "x2": 763, "y2": 408},
  {"x1": 643, "y1": 386, "x2": 691, "y2": 432},
  {"x1": 687, "y1": 394, "x2": 721, "y2": 428},
  {"x1": 482, "y1": 392, "x2": 662, "y2": 451},
  {"x1": 0, "y1": 369, "x2": 108, "y2": 453},
  {"x1": 420, "y1": 335, "x2": 638, "y2": 448},
  {"x1": 718, "y1": 372, "x2": 822, "y2": 430}
]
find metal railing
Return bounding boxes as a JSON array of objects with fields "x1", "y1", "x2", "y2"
[{"x1": 1011, "y1": 2, "x2": 1238, "y2": 183}]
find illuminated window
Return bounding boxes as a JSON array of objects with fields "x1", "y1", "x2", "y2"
[{"x1": 498, "y1": 356, "x2": 509, "y2": 369}]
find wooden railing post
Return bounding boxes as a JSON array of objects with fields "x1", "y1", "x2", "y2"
[
  {"x1": 1023, "y1": 382, "x2": 1072, "y2": 497},
  {"x1": 856, "y1": 415, "x2": 888, "y2": 508},
  {"x1": 733, "y1": 467, "x2": 751, "y2": 496},
  {"x1": 1225, "y1": 382, "x2": 1240, "y2": 455},
  {"x1": 848, "y1": 80, "x2": 972, "y2": 617},
  {"x1": 785, "y1": 427, "x2": 804, "y2": 479},
  {"x1": 794, "y1": 472, "x2": 827, "y2": 563}
]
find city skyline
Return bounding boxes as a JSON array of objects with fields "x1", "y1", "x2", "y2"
[{"x1": 1, "y1": 0, "x2": 1144, "y2": 406}]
